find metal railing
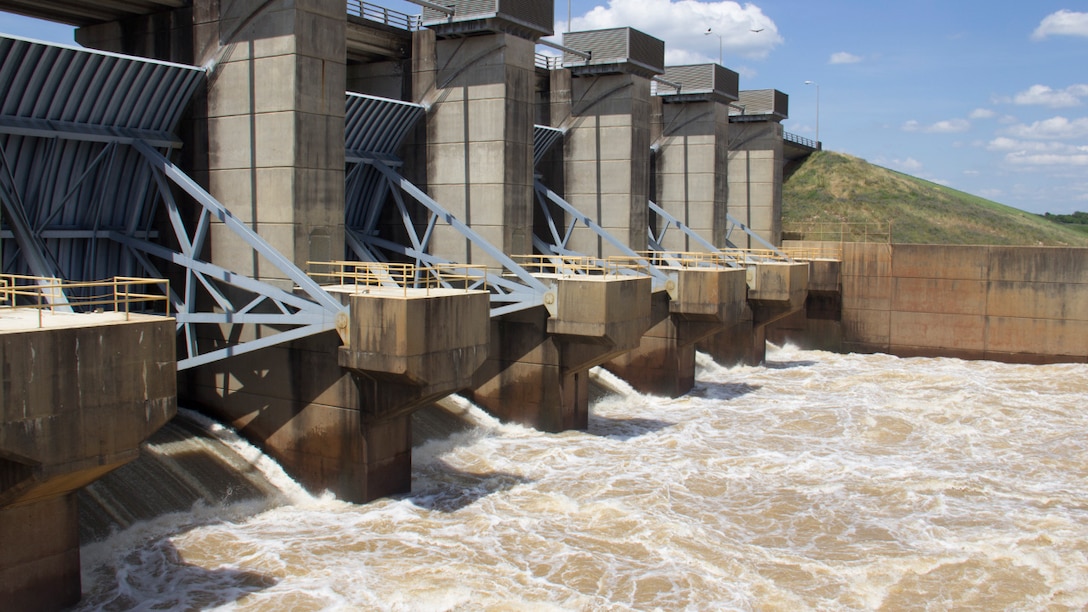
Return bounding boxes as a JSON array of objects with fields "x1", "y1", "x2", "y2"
[
  {"x1": 782, "y1": 244, "x2": 845, "y2": 260},
  {"x1": 782, "y1": 222, "x2": 892, "y2": 244},
  {"x1": 512, "y1": 254, "x2": 629, "y2": 277},
  {"x1": 535, "y1": 53, "x2": 563, "y2": 71},
  {"x1": 0, "y1": 275, "x2": 170, "y2": 327},
  {"x1": 784, "y1": 131, "x2": 819, "y2": 149},
  {"x1": 347, "y1": 1, "x2": 421, "y2": 30},
  {"x1": 308, "y1": 261, "x2": 488, "y2": 295},
  {"x1": 617, "y1": 250, "x2": 793, "y2": 270}
]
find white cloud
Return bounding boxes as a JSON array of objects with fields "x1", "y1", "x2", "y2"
[
  {"x1": 987, "y1": 137, "x2": 1088, "y2": 166},
  {"x1": 829, "y1": 51, "x2": 862, "y2": 65},
  {"x1": 902, "y1": 118, "x2": 970, "y2": 134},
  {"x1": 931, "y1": 119, "x2": 971, "y2": 133},
  {"x1": 891, "y1": 157, "x2": 923, "y2": 172},
  {"x1": 1004, "y1": 116, "x2": 1088, "y2": 140},
  {"x1": 1007, "y1": 152, "x2": 1088, "y2": 166},
  {"x1": 986, "y1": 137, "x2": 1083, "y2": 153},
  {"x1": 969, "y1": 108, "x2": 997, "y2": 119},
  {"x1": 1032, "y1": 10, "x2": 1088, "y2": 40},
  {"x1": 1011, "y1": 84, "x2": 1088, "y2": 108},
  {"x1": 572, "y1": 0, "x2": 783, "y2": 63}
]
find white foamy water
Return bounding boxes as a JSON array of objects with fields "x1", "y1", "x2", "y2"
[{"x1": 75, "y1": 345, "x2": 1088, "y2": 610}]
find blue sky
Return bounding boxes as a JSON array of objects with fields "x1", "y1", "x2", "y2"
[{"x1": 3, "y1": 1, "x2": 1087, "y2": 214}]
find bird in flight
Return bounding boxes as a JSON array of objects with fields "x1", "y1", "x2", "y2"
[{"x1": 751, "y1": 28, "x2": 764, "y2": 32}]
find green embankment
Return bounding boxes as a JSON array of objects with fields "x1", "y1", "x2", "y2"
[{"x1": 782, "y1": 150, "x2": 1088, "y2": 246}]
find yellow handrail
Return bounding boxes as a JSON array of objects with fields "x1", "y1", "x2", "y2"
[
  {"x1": 511, "y1": 254, "x2": 626, "y2": 276},
  {"x1": 0, "y1": 275, "x2": 170, "y2": 326},
  {"x1": 307, "y1": 261, "x2": 488, "y2": 295}
]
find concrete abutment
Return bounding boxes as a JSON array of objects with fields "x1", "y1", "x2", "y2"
[{"x1": 774, "y1": 242, "x2": 1088, "y2": 364}]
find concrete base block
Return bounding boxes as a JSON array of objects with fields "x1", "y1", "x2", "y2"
[
  {"x1": 185, "y1": 288, "x2": 490, "y2": 503},
  {"x1": 747, "y1": 262, "x2": 809, "y2": 312},
  {"x1": 698, "y1": 318, "x2": 762, "y2": 366},
  {"x1": 471, "y1": 293, "x2": 642, "y2": 432},
  {"x1": 0, "y1": 315, "x2": 176, "y2": 609},
  {"x1": 605, "y1": 324, "x2": 696, "y2": 397},
  {"x1": 605, "y1": 286, "x2": 734, "y2": 397},
  {"x1": 0, "y1": 495, "x2": 81, "y2": 611}
]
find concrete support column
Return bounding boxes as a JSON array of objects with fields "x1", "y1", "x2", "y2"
[
  {"x1": 728, "y1": 121, "x2": 785, "y2": 248},
  {"x1": 644, "y1": 62, "x2": 739, "y2": 250},
  {"x1": 187, "y1": 288, "x2": 489, "y2": 502},
  {"x1": 192, "y1": 0, "x2": 347, "y2": 283},
  {"x1": 606, "y1": 267, "x2": 747, "y2": 396},
  {"x1": 654, "y1": 99, "x2": 731, "y2": 251},
  {"x1": 564, "y1": 72, "x2": 653, "y2": 256},
  {"x1": 471, "y1": 276, "x2": 651, "y2": 432},
  {"x1": 410, "y1": 30, "x2": 536, "y2": 266},
  {"x1": 0, "y1": 495, "x2": 80, "y2": 611},
  {"x1": 79, "y1": 1, "x2": 348, "y2": 277},
  {"x1": 470, "y1": 310, "x2": 598, "y2": 432}
]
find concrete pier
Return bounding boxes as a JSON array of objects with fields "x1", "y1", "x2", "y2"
[
  {"x1": 699, "y1": 261, "x2": 810, "y2": 365},
  {"x1": 728, "y1": 89, "x2": 789, "y2": 248},
  {"x1": 605, "y1": 266, "x2": 747, "y2": 396},
  {"x1": 558, "y1": 28, "x2": 664, "y2": 257},
  {"x1": 651, "y1": 64, "x2": 739, "y2": 252},
  {"x1": 410, "y1": 23, "x2": 542, "y2": 265},
  {"x1": 0, "y1": 311, "x2": 176, "y2": 610},
  {"x1": 185, "y1": 285, "x2": 489, "y2": 502},
  {"x1": 471, "y1": 274, "x2": 652, "y2": 432}
]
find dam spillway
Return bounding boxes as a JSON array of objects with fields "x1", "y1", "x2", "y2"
[{"x1": 1, "y1": 1, "x2": 1087, "y2": 608}]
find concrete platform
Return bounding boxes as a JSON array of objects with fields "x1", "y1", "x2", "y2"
[
  {"x1": 471, "y1": 274, "x2": 652, "y2": 432},
  {"x1": 180, "y1": 285, "x2": 490, "y2": 503},
  {"x1": 1, "y1": 311, "x2": 177, "y2": 611},
  {"x1": 605, "y1": 267, "x2": 748, "y2": 397}
]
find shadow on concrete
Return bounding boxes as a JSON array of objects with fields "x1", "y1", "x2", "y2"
[
  {"x1": 77, "y1": 539, "x2": 276, "y2": 610},
  {"x1": 405, "y1": 459, "x2": 532, "y2": 513},
  {"x1": 587, "y1": 415, "x2": 675, "y2": 441},
  {"x1": 763, "y1": 359, "x2": 817, "y2": 370},
  {"x1": 695, "y1": 382, "x2": 762, "y2": 401}
]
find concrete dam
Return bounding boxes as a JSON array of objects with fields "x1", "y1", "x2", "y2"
[{"x1": 1, "y1": 1, "x2": 1085, "y2": 608}]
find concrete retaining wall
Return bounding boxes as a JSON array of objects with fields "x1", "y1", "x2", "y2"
[{"x1": 781, "y1": 242, "x2": 1088, "y2": 363}]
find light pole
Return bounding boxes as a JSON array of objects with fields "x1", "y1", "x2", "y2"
[
  {"x1": 704, "y1": 28, "x2": 722, "y2": 65},
  {"x1": 804, "y1": 80, "x2": 820, "y2": 144}
]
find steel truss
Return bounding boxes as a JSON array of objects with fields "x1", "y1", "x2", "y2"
[
  {"x1": 532, "y1": 123, "x2": 788, "y2": 272},
  {"x1": 530, "y1": 125, "x2": 672, "y2": 286},
  {"x1": 344, "y1": 93, "x2": 553, "y2": 317},
  {"x1": 648, "y1": 201, "x2": 789, "y2": 265},
  {"x1": 0, "y1": 35, "x2": 344, "y2": 369}
]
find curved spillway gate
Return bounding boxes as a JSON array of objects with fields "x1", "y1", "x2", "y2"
[{"x1": 0, "y1": 35, "x2": 344, "y2": 369}]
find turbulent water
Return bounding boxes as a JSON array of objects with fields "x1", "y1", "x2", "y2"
[{"x1": 75, "y1": 345, "x2": 1088, "y2": 610}]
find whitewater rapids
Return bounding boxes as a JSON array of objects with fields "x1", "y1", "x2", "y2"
[{"x1": 75, "y1": 345, "x2": 1088, "y2": 610}]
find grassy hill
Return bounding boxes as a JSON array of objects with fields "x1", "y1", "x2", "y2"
[{"x1": 782, "y1": 150, "x2": 1088, "y2": 246}]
